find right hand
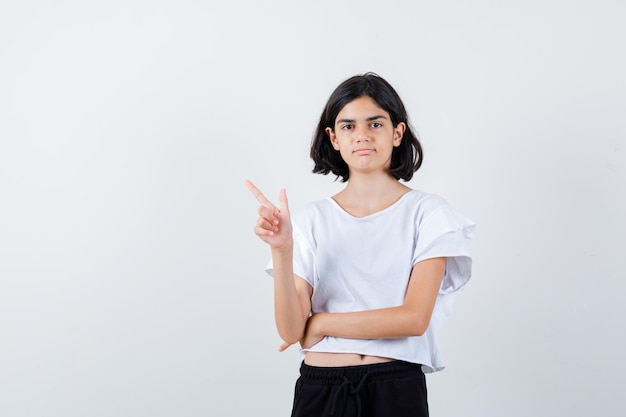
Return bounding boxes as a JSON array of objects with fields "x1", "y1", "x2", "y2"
[{"x1": 245, "y1": 180, "x2": 293, "y2": 249}]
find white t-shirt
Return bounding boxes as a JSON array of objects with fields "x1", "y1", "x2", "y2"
[{"x1": 265, "y1": 189, "x2": 475, "y2": 373}]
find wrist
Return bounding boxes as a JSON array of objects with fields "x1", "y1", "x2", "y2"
[{"x1": 271, "y1": 241, "x2": 293, "y2": 256}]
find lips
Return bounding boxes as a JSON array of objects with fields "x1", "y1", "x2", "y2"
[{"x1": 354, "y1": 148, "x2": 374, "y2": 155}]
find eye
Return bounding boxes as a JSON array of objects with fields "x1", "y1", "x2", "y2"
[
  {"x1": 371, "y1": 122, "x2": 382, "y2": 128},
  {"x1": 341, "y1": 124, "x2": 353, "y2": 130}
]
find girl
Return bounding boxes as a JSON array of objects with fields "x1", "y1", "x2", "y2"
[{"x1": 246, "y1": 73, "x2": 475, "y2": 417}]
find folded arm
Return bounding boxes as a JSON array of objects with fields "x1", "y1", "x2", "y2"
[{"x1": 300, "y1": 257, "x2": 446, "y2": 349}]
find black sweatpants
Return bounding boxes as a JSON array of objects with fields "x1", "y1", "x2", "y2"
[{"x1": 291, "y1": 360, "x2": 429, "y2": 417}]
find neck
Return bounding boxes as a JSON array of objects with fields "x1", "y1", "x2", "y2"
[
  {"x1": 345, "y1": 173, "x2": 398, "y2": 197},
  {"x1": 334, "y1": 172, "x2": 411, "y2": 217}
]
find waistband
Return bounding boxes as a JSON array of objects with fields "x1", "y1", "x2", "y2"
[{"x1": 299, "y1": 360, "x2": 423, "y2": 384}]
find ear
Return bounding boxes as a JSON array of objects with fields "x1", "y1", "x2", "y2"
[
  {"x1": 326, "y1": 127, "x2": 340, "y2": 150},
  {"x1": 393, "y1": 122, "x2": 406, "y2": 147}
]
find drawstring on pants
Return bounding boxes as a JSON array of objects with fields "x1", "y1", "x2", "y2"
[{"x1": 329, "y1": 371, "x2": 371, "y2": 417}]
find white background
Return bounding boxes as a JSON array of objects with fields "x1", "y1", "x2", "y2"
[{"x1": 1, "y1": 1, "x2": 624, "y2": 416}]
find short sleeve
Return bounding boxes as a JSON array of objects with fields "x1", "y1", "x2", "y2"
[
  {"x1": 264, "y1": 223, "x2": 316, "y2": 288},
  {"x1": 412, "y1": 203, "x2": 476, "y2": 315}
]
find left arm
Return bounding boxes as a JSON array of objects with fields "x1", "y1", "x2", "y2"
[{"x1": 300, "y1": 257, "x2": 445, "y2": 348}]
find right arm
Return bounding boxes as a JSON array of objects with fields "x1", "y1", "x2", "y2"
[
  {"x1": 271, "y1": 245, "x2": 312, "y2": 345},
  {"x1": 245, "y1": 180, "x2": 312, "y2": 346}
]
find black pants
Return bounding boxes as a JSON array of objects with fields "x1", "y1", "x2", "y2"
[{"x1": 291, "y1": 360, "x2": 429, "y2": 417}]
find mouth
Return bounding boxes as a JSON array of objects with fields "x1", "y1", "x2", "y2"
[{"x1": 353, "y1": 148, "x2": 374, "y2": 155}]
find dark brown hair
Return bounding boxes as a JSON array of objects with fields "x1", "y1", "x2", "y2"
[{"x1": 310, "y1": 73, "x2": 423, "y2": 182}]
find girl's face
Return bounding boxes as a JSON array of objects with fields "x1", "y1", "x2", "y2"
[{"x1": 326, "y1": 96, "x2": 405, "y2": 177}]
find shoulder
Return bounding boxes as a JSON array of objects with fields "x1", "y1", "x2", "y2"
[
  {"x1": 402, "y1": 189, "x2": 475, "y2": 239},
  {"x1": 401, "y1": 189, "x2": 452, "y2": 218},
  {"x1": 404, "y1": 189, "x2": 447, "y2": 205},
  {"x1": 290, "y1": 198, "x2": 335, "y2": 231},
  {"x1": 293, "y1": 198, "x2": 332, "y2": 220},
  {"x1": 401, "y1": 189, "x2": 475, "y2": 237}
]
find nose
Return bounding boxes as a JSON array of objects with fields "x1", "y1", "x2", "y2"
[{"x1": 354, "y1": 124, "x2": 370, "y2": 142}]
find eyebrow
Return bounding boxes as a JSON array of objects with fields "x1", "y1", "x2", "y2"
[{"x1": 336, "y1": 115, "x2": 388, "y2": 124}]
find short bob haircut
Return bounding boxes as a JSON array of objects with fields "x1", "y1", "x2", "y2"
[{"x1": 311, "y1": 72, "x2": 423, "y2": 182}]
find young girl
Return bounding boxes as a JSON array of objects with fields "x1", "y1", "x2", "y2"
[{"x1": 246, "y1": 73, "x2": 475, "y2": 417}]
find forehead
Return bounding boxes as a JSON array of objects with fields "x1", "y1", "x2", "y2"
[{"x1": 336, "y1": 96, "x2": 388, "y2": 121}]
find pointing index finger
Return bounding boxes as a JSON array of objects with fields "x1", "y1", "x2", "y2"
[{"x1": 244, "y1": 179, "x2": 274, "y2": 208}]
